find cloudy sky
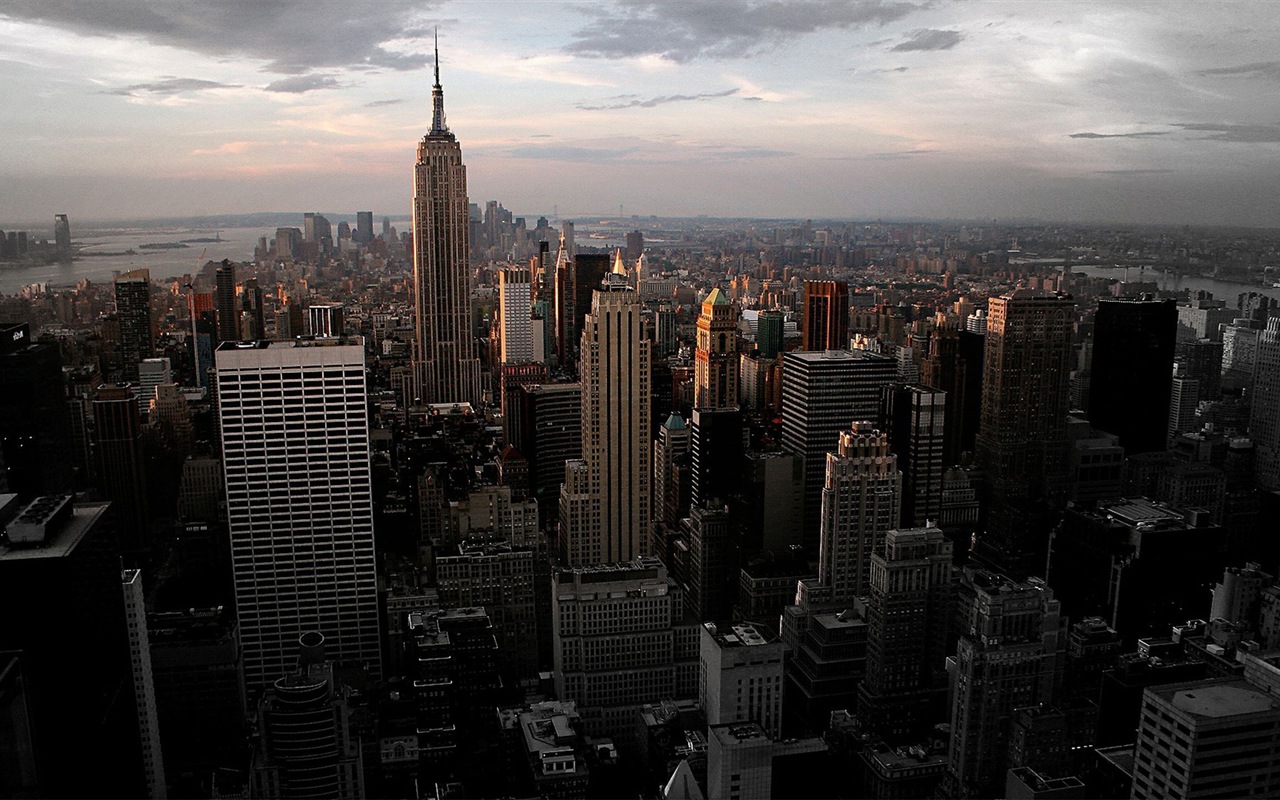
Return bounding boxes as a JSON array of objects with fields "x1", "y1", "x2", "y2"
[{"x1": 2, "y1": 0, "x2": 1279, "y2": 226}]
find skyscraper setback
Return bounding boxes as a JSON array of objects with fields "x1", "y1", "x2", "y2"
[{"x1": 412, "y1": 41, "x2": 482, "y2": 406}]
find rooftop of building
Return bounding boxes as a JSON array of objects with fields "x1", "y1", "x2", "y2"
[
  {"x1": 214, "y1": 336, "x2": 361, "y2": 351},
  {"x1": 709, "y1": 723, "x2": 771, "y2": 748},
  {"x1": 0, "y1": 499, "x2": 109, "y2": 562},
  {"x1": 1153, "y1": 678, "x2": 1280, "y2": 719},
  {"x1": 782, "y1": 348, "x2": 892, "y2": 364},
  {"x1": 862, "y1": 742, "x2": 948, "y2": 774},
  {"x1": 703, "y1": 621, "x2": 778, "y2": 648}
]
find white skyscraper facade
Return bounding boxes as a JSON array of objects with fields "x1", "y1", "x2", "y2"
[
  {"x1": 819, "y1": 423, "x2": 902, "y2": 603},
  {"x1": 498, "y1": 266, "x2": 533, "y2": 364},
  {"x1": 123, "y1": 568, "x2": 167, "y2": 800},
  {"x1": 412, "y1": 44, "x2": 482, "y2": 406},
  {"x1": 215, "y1": 339, "x2": 380, "y2": 697}
]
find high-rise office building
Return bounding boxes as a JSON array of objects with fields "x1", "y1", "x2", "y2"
[
  {"x1": 559, "y1": 274, "x2": 651, "y2": 566},
  {"x1": 945, "y1": 569, "x2": 1064, "y2": 799},
  {"x1": 114, "y1": 269, "x2": 154, "y2": 381},
  {"x1": 0, "y1": 498, "x2": 144, "y2": 798},
  {"x1": 517, "y1": 382, "x2": 581, "y2": 526},
  {"x1": 94, "y1": 383, "x2": 150, "y2": 558},
  {"x1": 53, "y1": 213, "x2": 71, "y2": 261},
  {"x1": 498, "y1": 266, "x2": 533, "y2": 363},
  {"x1": 214, "y1": 262, "x2": 238, "y2": 344},
  {"x1": 122, "y1": 568, "x2": 166, "y2": 800},
  {"x1": 356, "y1": 210, "x2": 374, "y2": 244},
  {"x1": 690, "y1": 407, "x2": 744, "y2": 508},
  {"x1": 653, "y1": 412, "x2": 691, "y2": 532},
  {"x1": 857, "y1": 527, "x2": 955, "y2": 740},
  {"x1": 551, "y1": 558, "x2": 697, "y2": 745},
  {"x1": 780, "y1": 349, "x2": 896, "y2": 550},
  {"x1": 974, "y1": 289, "x2": 1074, "y2": 577},
  {"x1": 215, "y1": 339, "x2": 380, "y2": 698},
  {"x1": 694, "y1": 289, "x2": 739, "y2": 409},
  {"x1": 411, "y1": 45, "x2": 482, "y2": 406},
  {"x1": 818, "y1": 423, "x2": 902, "y2": 603},
  {"x1": 1088, "y1": 298, "x2": 1177, "y2": 454},
  {"x1": 683, "y1": 503, "x2": 738, "y2": 621},
  {"x1": 308, "y1": 303, "x2": 345, "y2": 338},
  {"x1": 1130, "y1": 676, "x2": 1280, "y2": 799},
  {"x1": 802, "y1": 280, "x2": 849, "y2": 351},
  {"x1": 0, "y1": 323, "x2": 74, "y2": 497},
  {"x1": 699, "y1": 622, "x2": 784, "y2": 739},
  {"x1": 756, "y1": 310, "x2": 784, "y2": 360},
  {"x1": 1168, "y1": 365, "x2": 1200, "y2": 442},
  {"x1": 884, "y1": 385, "x2": 946, "y2": 527},
  {"x1": 1251, "y1": 317, "x2": 1280, "y2": 491}
]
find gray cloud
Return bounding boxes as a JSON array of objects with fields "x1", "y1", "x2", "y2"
[
  {"x1": 1197, "y1": 61, "x2": 1280, "y2": 80},
  {"x1": 264, "y1": 74, "x2": 342, "y2": 93},
  {"x1": 1175, "y1": 122, "x2": 1280, "y2": 142},
  {"x1": 103, "y1": 77, "x2": 241, "y2": 96},
  {"x1": 565, "y1": 0, "x2": 924, "y2": 62},
  {"x1": 1069, "y1": 131, "x2": 1170, "y2": 139},
  {"x1": 578, "y1": 87, "x2": 738, "y2": 110},
  {"x1": 890, "y1": 29, "x2": 963, "y2": 52},
  {"x1": 0, "y1": 0, "x2": 436, "y2": 74},
  {"x1": 1093, "y1": 169, "x2": 1175, "y2": 175},
  {"x1": 505, "y1": 144, "x2": 641, "y2": 162},
  {"x1": 364, "y1": 98, "x2": 405, "y2": 107}
]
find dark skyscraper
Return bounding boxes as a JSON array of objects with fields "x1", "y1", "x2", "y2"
[
  {"x1": 802, "y1": 279, "x2": 850, "y2": 351},
  {"x1": 756, "y1": 309, "x2": 784, "y2": 360},
  {"x1": 884, "y1": 384, "x2": 946, "y2": 528},
  {"x1": 214, "y1": 261, "x2": 238, "y2": 344},
  {"x1": 412, "y1": 43, "x2": 482, "y2": 406},
  {"x1": 93, "y1": 383, "x2": 149, "y2": 560},
  {"x1": 356, "y1": 210, "x2": 374, "y2": 243},
  {"x1": 0, "y1": 323, "x2": 74, "y2": 497},
  {"x1": 114, "y1": 269, "x2": 153, "y2": 381},
  {"x1": 781, "y1": 349, "x2": 897, "y2": 550},
  {"x1": 1088, "y1": 297, "x2": 1177, "y2": 454},
  {"x1": 974, "y1": 289, "x2": 1075, "y2": 578},
  {"x1": 53, "y1": 213, "x2": 71, "y2": 261},
  {"x1": 0, "y1": 499, "x2": 144, "y2": 798}
]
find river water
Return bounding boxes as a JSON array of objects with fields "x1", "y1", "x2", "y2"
[
  {"x1": 0, "y1": 226, "x2": 267, "y2": 295},
  {"x1": 1066, "y1": 264, "x2": 1280, "y2": 303}
]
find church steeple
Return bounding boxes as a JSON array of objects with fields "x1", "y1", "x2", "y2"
[{"x1": 430, "y1": 29, "x2": 449, "y2": 136}]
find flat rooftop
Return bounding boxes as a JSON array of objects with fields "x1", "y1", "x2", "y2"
[
  {"x1": 1165, "y1": 681, "x2": 1278, "y2": 718},
  {"x1": 0, "y1": 502, "x2": 110, "y2": 563},
  {"x1": 705, "y1": 621, "x2": 778, "y2": 647}
]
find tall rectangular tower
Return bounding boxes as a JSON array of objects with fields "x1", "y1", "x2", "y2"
[
  {"x1": 1088, "y1": 298, "x2": 1177, "y2": 454},
  {"x1": 1250, "y1": 317, "x2": 1280, "y2": 491},
  {"x1": 802, "y1": 280, "x2": 849, "y2": 352},
  {"x1": 498, "y1": 266, "x2": 533, "y2": 364},
  {"x1": 695, "y1": 288, "x2": 739, "y2": 409},
  {"x1": 215, "y1": 339, "x2": 380, "y2": 698},
  {"x1": 412, "y1": 46, "x2": 482, "y2": 406},
  {"x1": 818, "y1": 423, "x2": 902, "y2": 603},
  {"x1": 114, "y1": 269, "x2": 154, "y2": 381},
  {"x1": 974, "y1": 289, "x2": 1074, "y2": 576},
  {"x1": 214, "y1": 262, "x2": 238, "y2": 344},
  {"x1": 559, "y1": 274, "x2": 651, "y2": 566},
  {"x1": 884, "y1": 384, "x2": 946, "y2": 527},
  {"x1": 780, "y1": 349, "x2": 896, "y2": 550}
]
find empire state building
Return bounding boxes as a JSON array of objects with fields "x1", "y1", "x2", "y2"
[{"x1": 412, "y1": 40, "x2": 482, "y2": 406}]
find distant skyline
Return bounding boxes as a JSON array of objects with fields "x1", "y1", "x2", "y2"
[{"x1": 2, "y1": 1, "x2": 1280, "y2": 226}]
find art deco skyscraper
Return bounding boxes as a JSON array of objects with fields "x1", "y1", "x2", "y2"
[
  {"x1": 215, "y1": 339, "x2": 380, "y2": 698},
  {"x1": 412, "y1": 40, "x2": 481, "y2": 406},
  {"x1": 818, "y1": 423, "x2": 902, "y2": 603},
  {"x1": 694, "y1": 288, "x2": 739, "y2": 409},
  {"x1": 559, "y1": 271, "x2": 651, "y2": 566}
]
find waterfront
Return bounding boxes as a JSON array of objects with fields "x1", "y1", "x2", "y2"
[
  {"x1": 1066, "y1": 263, "x2": 1280, "y2": 303},
  {"x1": 0, "y1": 226, "x2": 266, "y2": 295}
]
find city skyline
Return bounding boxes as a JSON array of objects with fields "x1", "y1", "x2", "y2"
[{"x1": 1, "y1": 2, "x2": 1279, "y2": 226}]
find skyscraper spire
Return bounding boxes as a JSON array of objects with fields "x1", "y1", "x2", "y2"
[{"x1": 430, "y1": 28, "x2": 448, "y2": 136}]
